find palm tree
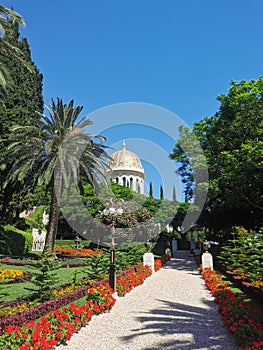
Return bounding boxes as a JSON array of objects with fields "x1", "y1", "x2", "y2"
[
  {"x1": 5, "y1": 98, "x2": 110, "y2": 253},
  {"x1": 0, "y1": 5, "x2": 33, "y2": 95}
]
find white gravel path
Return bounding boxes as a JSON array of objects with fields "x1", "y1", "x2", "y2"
[{"x1": 56, "y1": 251, "x2": 239, "y2": 350}]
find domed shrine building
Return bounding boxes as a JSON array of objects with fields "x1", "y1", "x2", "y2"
[{"x1": 107, "y1": 142, "x2": 146, "y2": 194}]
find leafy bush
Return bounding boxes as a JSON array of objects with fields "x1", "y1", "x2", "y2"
[
  {"x1": 218, "y1": 226, "x2": 263, "y2": 285},
  {"x1": 26, "y1": 254, "x2": 61, "y2": 301},
  {"x1": 116, "y1": 243, "x2": 146, "y2": 268},
  {"x1": 0, "y1": 225, "x2": 33, "y2": 255}
]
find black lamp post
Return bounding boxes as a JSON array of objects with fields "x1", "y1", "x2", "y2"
[
  {"x1": 103, "y1": 198, "x2": 124, "y2": 292},
  {"x1": 145, "y1": 240, "x2": 152, "y2": 252}
]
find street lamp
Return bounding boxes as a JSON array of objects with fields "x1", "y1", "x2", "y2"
[
  {"x1": 103, "y1": 198, "x2": 124, "y2": 292},
  {"x1": 145, "y1": 240, "x2": 152, "y2": 252},
  {"x1": 202, "y1": 240, "x2": 211, "y2": 252}
]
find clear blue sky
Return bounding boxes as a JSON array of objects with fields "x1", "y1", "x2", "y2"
[{"x1": 2, "y1": 0, "x2": 263, "y2": 200}]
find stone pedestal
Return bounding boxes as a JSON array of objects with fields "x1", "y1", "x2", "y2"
[
  {"x1": 143, "y1": 252, "x2": 155, "y2": 273},
  {"x1": 202, "y1": 252, "x2": 213, "y2": 270},
  {"x1": 32, "y1": 228, "x2": 46, "y2": 252}
]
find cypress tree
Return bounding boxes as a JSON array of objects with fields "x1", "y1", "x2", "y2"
[
  {"x1": 149, "y1": 182, "x2": 153, "y2": 199},
  {"x1": 160, "y1": 185, "x2": 164, "y2": 200},
  {"x1": 0, "y1": 19, "x2": 44, "y2": 223},
  {"x1": 172, "y1": 185, "x2": 177, "y2": 201}
]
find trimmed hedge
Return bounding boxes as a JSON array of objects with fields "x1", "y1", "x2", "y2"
[{"x1": 0, "y1": 225, "x2": 33, "y2": 255}]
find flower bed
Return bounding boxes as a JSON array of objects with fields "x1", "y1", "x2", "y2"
[
  {"x1": 225, "y1": 270, "x2": 263, "y2": 304},
  {"x1": 0, "y1": 265, "x2": 147, "y2": 321},
  {"x1": 1, "y1": 255, "x2": 92, "y2": 269},
  {"x1": 55, "y1": 247, "x2": 103, "y2": 257},
  {"x1": 116, "y1": 266, "x2": 151, "y2": 296},
  {"x1": 0, "y1": 262, "x2": 159, "y2": 349},
  {"x1": 201, "y1": 267, "x2": 263, "y2": 350},
  {"x1": 0, "y1": 284, "x2": 91, "y2": 335},
  {"x1": 1, "y1": 257, "x2": 37, "y2": 267},
  {"x1": 154, "y1": 259, "x2": 162, "y2": 271},
  {"x1": 0, "y1": 268, "x2": 24, "y2": 281},
  {"x1": 0, "y1": 283, "x2": 114, "y2": 350},
  {"x1": 0, "y1": 268, "x2": 31, "y2": 285}
]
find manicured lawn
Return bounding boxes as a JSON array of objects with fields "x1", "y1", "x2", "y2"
[{"x1": 0, "y1": 264, "x2": 96, "y2": 303}]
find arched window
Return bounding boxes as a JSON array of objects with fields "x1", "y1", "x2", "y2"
[
  {"x1": 116, "y1": 177, "x2": 119, "y2": 183},
  {"x1": 123, "y1": 177, "x2": 126, "y2": 187},
  {"x1": 130, "y1": 177, "x2": 133, "y2": 189}
]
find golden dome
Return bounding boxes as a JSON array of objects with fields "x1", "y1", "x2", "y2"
[{"x1": 109, "y1": 142, "x2": 145, "y2": 176}]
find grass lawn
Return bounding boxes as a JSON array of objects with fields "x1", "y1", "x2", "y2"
[{"x1": 0, "y1": 264, "x2": 96, "y2": 303}]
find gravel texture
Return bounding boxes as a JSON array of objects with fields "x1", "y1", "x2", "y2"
[{"x1": 56, "y1": 251, "x2": 239, "y2": 350}]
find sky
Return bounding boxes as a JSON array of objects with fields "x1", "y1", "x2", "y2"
[{"x1": 2, "y1": 0, "x2": 263, "y2": 200}]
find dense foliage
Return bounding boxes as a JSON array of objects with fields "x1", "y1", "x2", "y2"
[
  {"x1": 0, "y1": 5, "x2": 29, "y2": 94},
  {"x1": 4, "y1": 99, "x2": 110, "y2": 253},
  {"x1": 0, "y1": 18, "x2": 44, "y2": 224},
  {"x1": 171, "y1": 77, "x2": 263, "y2": 234},
  {"x1": 195, "y1": 78, "x2": 263, "y2": 230},
  {"x1": 0, "y1": 225, "x2": 33, "y2": 255},
  {"x1": 218, "y1": 226, "x2": 263, "y2": 290}
]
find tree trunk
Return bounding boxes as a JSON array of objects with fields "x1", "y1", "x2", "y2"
[{"x1": 45, "y1": 166, "x2": 62, "y2": 254}]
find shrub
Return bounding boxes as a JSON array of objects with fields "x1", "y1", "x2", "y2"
[
  {"x1": 27, "y1": 254, "x2": 61, "y2": 301},
  {"x1": 218, "y1": 226, "x2": 263, "y2": 290},
  {"x1": 0, "y1": 225, "x2": 33, "y2": 255}
]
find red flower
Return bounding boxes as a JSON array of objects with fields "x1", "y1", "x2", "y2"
[
  {"x1": 5, "y1": 325, "x2": 15, "y2": 334},
  {"x1": 19, "y1": 345, "x2": 31, "y2": 350},
  {"x1": 22, "y1": 332, "x2": 29, "y2": 340},
  {"x1": 253, "y1": 339, "x2": 263, "y2": 348},
  {"x1": 56, "y1": 331, "x2": 63, "y2": 339},
  {"x1": 26, "y1": 320, "x2": 35, "y2": 329}
]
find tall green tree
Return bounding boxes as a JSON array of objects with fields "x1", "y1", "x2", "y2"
[
  {"x1": 170, "y1": 125, "x2": 208, "y2": 203},
  {"x1": 169, "y1": 125, "x2": 208, "y2": 232},
  {"x1": 196, "y1": 78, "x2": 263, "y2": 230},
  {"x1": 0, "y1": 17, "x2": 43, "y2": 223},
  {"x1": 0, "y1": 5, "x2": 32, "y2": 94},
  {"x1": 5, "y1": 98, "x2": 110, "y2": 253},
  {"x1": 160, "y1": 185, "x2": 164, "y2": 200},
  {"x1": 173, "y1": 78, "x2": 263, "y2": 231},
  {"x1": 149, "y1": 182, "x2": 153, "y2": 199},
  {"x1": 172, "y1": 185, "x2": 177, "y2": 201}
]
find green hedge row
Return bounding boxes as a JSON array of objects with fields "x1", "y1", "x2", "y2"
[{"x1": 0, "y1": 225, "x2": 33, "y2": 256}]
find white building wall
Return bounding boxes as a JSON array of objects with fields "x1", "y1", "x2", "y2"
[{"x1": 111, "y1": 171, "x2": 144, "y2": 194}]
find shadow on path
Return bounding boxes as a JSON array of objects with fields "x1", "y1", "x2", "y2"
[{"x1": 119, "y1": 298, "x2": 237, "y2": 349}]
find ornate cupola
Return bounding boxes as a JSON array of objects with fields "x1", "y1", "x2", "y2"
[{"x1": 107, "y1": 141, "x2": 146, "y2": 194}]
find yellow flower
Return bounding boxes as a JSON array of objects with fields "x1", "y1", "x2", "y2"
[{"x1": 0, "y1": 268, "x2": 23, "y2": 280}]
